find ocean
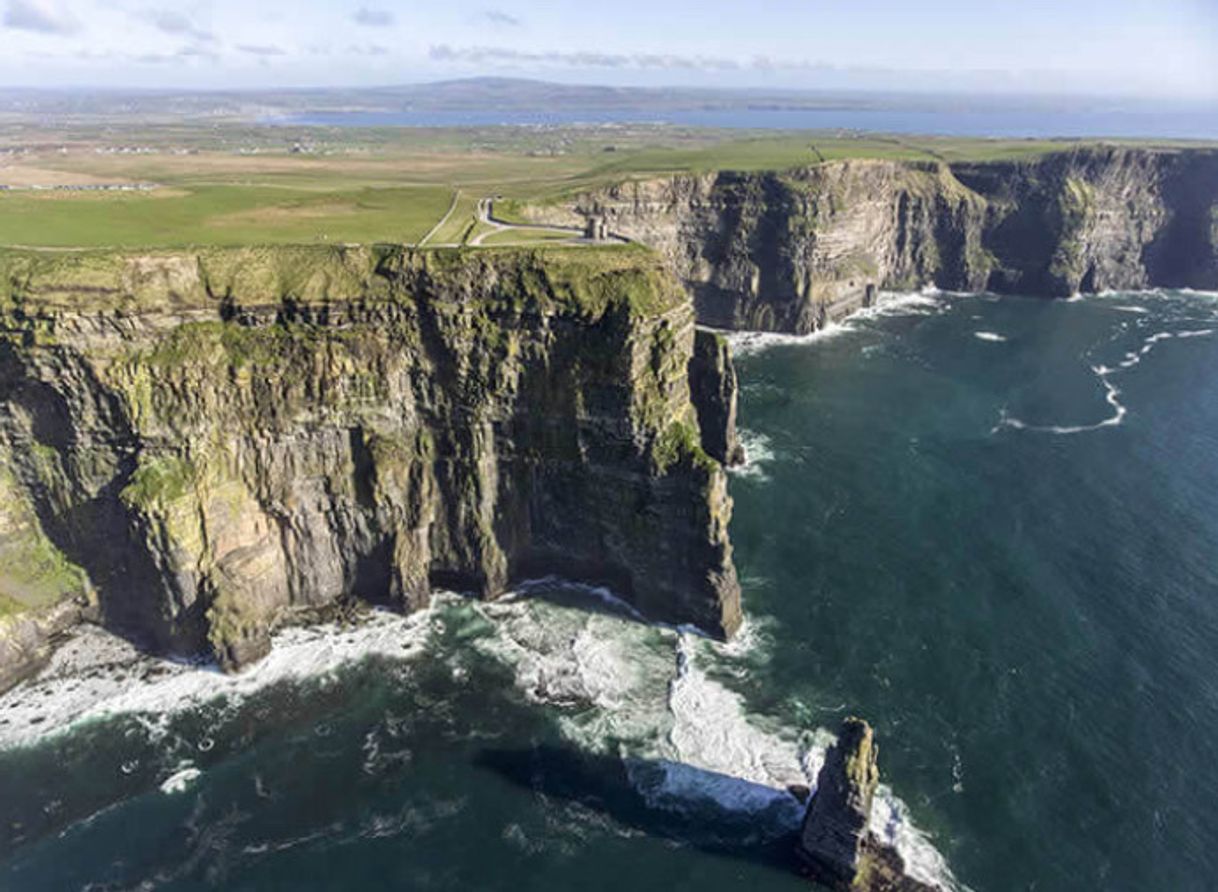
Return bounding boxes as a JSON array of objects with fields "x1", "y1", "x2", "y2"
[
  {"x1": 3, "y1": 288, "x2": 1218, "y2": 890},
  {"x1": 271, "y1": 104, "x2": 1218, "y2": 140}
]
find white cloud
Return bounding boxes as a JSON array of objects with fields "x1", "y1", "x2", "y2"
[
  {"x1": 236, "y1": 43, "x2": 286, "y2": 56},
  {"x1": 429, "y1": 44, "x2": 741, "y2": 71},
  {"x1": 481, "y1": 9, "x2": 521, "y2": 28},
  {"x1": 140, "y1": 8, "x2": 215, "y2": 43},
  {"x1": 4, "y1": 0, "x2": 80, "y2": 35},
  {"x1": 352, "y1": 6, "x2": 393, "y2": 27}
]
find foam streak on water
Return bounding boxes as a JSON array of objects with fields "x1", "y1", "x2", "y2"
[
  {"x1": 469, "y1": 587, "x2": 959, "y2": 890},
  {"x1": 724, "y1": 289, "x2": 943, "y2": 358},
  {"x1": 0, "y1": 556, "x2": 958, "y2": 883},
  {"x1": 997, "y1": 295, "x2": 1217, "y2": 436},
  {"x1": 0, "y1": 606, "x2": 436, "y2": 750},
  {"x1": 995, "y1": 363, "x2": 1127, "y2": 435}
]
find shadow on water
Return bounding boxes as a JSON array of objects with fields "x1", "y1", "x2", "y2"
[{"x1": 475, "y1": 744, "x2": 806, "y2": 877}]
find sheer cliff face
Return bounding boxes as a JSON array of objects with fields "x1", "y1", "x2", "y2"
[
  {"x1": 0, "y1": 246, "x2": 741, "y2": 676},
  {"x1": 556, "y1": 162, "x2": 989, "y2": 332},
  {"x1": 534, "y1": 148, "x2": 1218, "y2": 333},
  {"x1": 954, "y1": 148, "x2": 1218, "y2": 297}
]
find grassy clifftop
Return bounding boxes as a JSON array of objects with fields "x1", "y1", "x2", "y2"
[{"x1": 0, "y1": 243, "x2": 677, "y2": 318}]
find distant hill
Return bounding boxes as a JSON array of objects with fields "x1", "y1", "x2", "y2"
[{"x1": 0, "y1": 77, "x2": 1117, "y2": 123}]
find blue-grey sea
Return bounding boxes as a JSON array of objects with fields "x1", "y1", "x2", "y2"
[
  {"x1": 3, "y1": 288, "x2": 1218, "y2": 890},
  {"x1": 273, "y1": 103, "x2": 1218, "y2": 140}
]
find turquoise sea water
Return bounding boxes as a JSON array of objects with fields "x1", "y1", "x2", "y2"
[{"x1": 3, "y1": 288, "x2": 1218, "y2": 890}]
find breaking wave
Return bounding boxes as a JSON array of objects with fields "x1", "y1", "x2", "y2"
[
  {"x1": 727, "y1": 323, "x2": 851, "y2": 357},
  {"x1": 730, "y1": 427, "x2": 776, "y2": 481},
  {"x1": 470, "y1": 585, "x2": 960, "y2": 889},
  {"x1": 725, "y1": 289, "x2": 942, "y2": 357},
  {"x1": 159, "y1": 761, "x2": 202, "y2": 794},
  {"x1": 0, "y1": 606, "x2": 436, "y2": 750}
]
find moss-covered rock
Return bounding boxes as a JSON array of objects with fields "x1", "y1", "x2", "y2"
[
  {"x1": 0, "y1": 245, "x2": 742, "y2": 678},
  {"x1": 798, "y1": 718, "x2": 937, "y2": 892}
]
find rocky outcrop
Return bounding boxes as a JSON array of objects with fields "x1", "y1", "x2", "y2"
[
  {"x1": 522, "y1": 147, "x2": 1218, "y2": 333},
  {"x1": 0, "y1": 598, "x2": 88, "y2": 693},
  {"x1": 0, "y1": 447, "x2": 96, "y2": 689},
  {"x1": 688, "y1": 330, "x2": 743, "y2": 466},
  {"x1": 953, "y1": 147, "x2": 1218, "y2": 296},
  {"x1": 798, "y1": 718, "x2": 936, "y2": 892},
  {"x1": 0, "y1": 245, "x2": 742, "y2": 684}
]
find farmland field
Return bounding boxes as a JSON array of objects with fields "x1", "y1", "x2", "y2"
[{"x1": 1, "y1": 123, "x2": 1211, "y2": 249}]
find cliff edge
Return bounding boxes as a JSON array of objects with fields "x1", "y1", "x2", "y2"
[
  {"x1": 0, "y1": 245, "x2": 742, "y2": 684},
  {"x1": 519, "y1": 147, "x2": 1218, "y2": 332}
]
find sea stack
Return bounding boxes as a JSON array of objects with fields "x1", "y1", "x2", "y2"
[{"x1": 797, "y1": 718, "x2": 937, "y2": 891}]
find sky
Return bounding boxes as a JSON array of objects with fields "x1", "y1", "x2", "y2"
[{"x1": 0, "y1": 0, "x2": 1214, "y2": 99}]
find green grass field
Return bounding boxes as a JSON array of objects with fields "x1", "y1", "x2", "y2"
[
  {"x1": 0, "y1": 184, "x2": 452, "y2": 248},
  {"x1": 0, "y1": 123, "x2": 1210, "y2": 249},
  {"x1": 420, "y1": 190, "x2": 478, "y2": 246},
  {"x1": 477, "y1": 228, "x2": 579, "y2": 246}
]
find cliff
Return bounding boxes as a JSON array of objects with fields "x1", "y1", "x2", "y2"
[
  {"x1": 0, "y1": 245, "x2": 742, "y2": 683},
  {"x1": 520, "y1": 147, "x2": 1218, "y2": 332},
  {"x1": 688, "y1": 329, "x2": 744, "y2": 467},
  {"x1": 798, "y1": 718, "x2": 936, "y2": 892}
]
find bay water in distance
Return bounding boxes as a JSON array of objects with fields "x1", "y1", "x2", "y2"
[
  {"x1": 271, "y1": 100, "x2": 1218, "y2": 140},
  {"x1": 2, "y1": 287, "x2": 1218, "y2": 890}
]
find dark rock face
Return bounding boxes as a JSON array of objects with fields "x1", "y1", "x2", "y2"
[
  {"x1": 0, "y1": 246, "x2": 741, "y2": 682},
  {"x1": 950, "y1": 147, "x2": 1217, "y2": 296},
  {"x1": 0, "y1": 598, "x2": 87, "y2": 692},
  {"x1": 800, "y1": 717, "x2": 879, "y2": 884},
  {"x1": 798, "y1": 718, "x2": 937, "y2": 892},
  {"x1": 526, "y1": 148, "x2": 1218, "y2": 333},
  {"x1": 688, "y1": 329, "x2": 744, "y2": 467}
]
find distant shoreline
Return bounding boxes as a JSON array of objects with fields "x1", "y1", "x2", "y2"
[{"x1": 265, "y1": 105, "x2": 1218, "y2": 140}]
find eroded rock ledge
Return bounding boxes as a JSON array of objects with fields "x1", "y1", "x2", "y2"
[{"x1": 0, "y1": 245, "x2": 742, "y2": 683}]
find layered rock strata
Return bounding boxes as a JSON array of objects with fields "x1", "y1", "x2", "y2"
[
  {"x1": 520, "y1": 147, "x2": 1218, "y2": 332},
  {"x1": 798, "y1": 718, "x2": 936, "y2": 892},
  {"x1": 0, "y1": 245, "x2": 742, "y2": 683}
]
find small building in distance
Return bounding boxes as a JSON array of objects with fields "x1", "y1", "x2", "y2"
[{"x1": 584, "y1": 216, "x2": 608, "y2": 241}]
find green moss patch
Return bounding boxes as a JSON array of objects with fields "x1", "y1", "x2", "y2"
[{"x1": 120, "y1": 454, "x2": 198, "y2": 509}]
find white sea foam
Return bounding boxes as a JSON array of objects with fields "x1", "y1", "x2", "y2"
[
  {"x1": 661, "y1": 636, "x2": 809, "y2": 812},
  {"x1": 159, "y1": 761, "x2": 202, "y2": 794},
  {"x1": 993, "y1": 318, "x2": 1214, "y2": 436},
  {"x1": 2, "y1": 581, "x2": 960, "y2": 890},
  {"x1": 0, "y1": 606, "x2": 436, "y2": 750},
  {"x1": 472, "y1": 589, "x2": 958, "y2": 889},
  {"x1": 973, "y1": 331, "x2": 1007, "y2": 342},
  {"x1": 729, "y1": 428, "x2": 775, "y2": 481},
  {"x1": 728, "y1": 324, "x2": 849, "y2": 357},
  {"x1": 725, "y1": 290, "x2": 942, "y2": 358},
  {"x1": 995, "y1": 364, "x2": 1126, "y2": 435},
  {"x1": 858, "y1": 290, "x2": 943, "y2": 319},
  {"x1": 871, "y1": 786, "x2": 959, "y2": 888},
  {"x1": 668, "y1": 639, "x2": 957, "y2": 887}
]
